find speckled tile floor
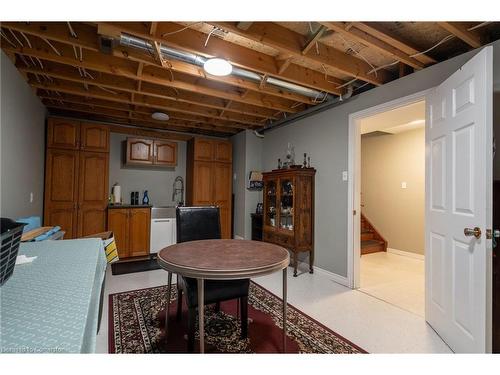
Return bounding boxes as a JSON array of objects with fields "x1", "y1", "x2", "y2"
[
  {"x1": 96, "y1": 261, "x2": 450, "y2": 353},
  {"x1": 360, "y1": 251, "x2": 425, "y2": 317}
]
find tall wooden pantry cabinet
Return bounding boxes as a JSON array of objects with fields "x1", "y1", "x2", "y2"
[
  {"x1": 44, "y1": 118, "x2": 109, "y2": 239},
  {"x1": 186, "y1": 137, "x2": 232, "y2": 239}
]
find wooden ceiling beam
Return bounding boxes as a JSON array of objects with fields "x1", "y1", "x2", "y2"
[
  {"x1": 0, "y1": 22, "x2": 318, "y2": 103},
  {"x1": 20, "y1": 64, "x2": 268, "y2": 124},
  {"x1": 352, "y1": 23, "x2": 436, "y2": 65},
  {"x1": 7, "y1": 47, "x2": 277, "y2": 121},
  {"x1": 208, "y1": 22, "x2": 390, "y2": 86},
  {"x1": 30, "y1": 79, "x2": 258, "y2": 128},
  {"x1": 2, "y1": 43, "x2": 290, "y2": 117},
  {"x1": 301, "y1": 25, "x2": 327, "y2": 55},
  {"x1": 437, "y1": 22, "x2": 481, "y2": 48},
  {"x1": 96, "y1": 22, "x2": 345, "y2": 94},
  {"x1": 50, "y1": 108, "x2": 234, "y2": 137},
  {"x1": 320, "y1": 22, "x2": 425, "y2": 70},
  {"x1": 39, "y1": 92, "x2": 246, "y2": 129},
  {"x1": 44, "y1": 101, "x2": 239, "y2": 134}
]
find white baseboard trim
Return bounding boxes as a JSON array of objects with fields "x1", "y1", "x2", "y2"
[
  {"x1": 312, "y1": 265, "x2": 350, "y2": 287},
  {"x1": 294, "y1": 260, "x2": 350, "y2": 287},
  {"x1": 387, "y1": 247, "x2": 424, "y2": 260}
]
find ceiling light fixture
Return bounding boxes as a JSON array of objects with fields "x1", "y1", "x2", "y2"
[
  {"x1": 152, "y1": 112, "x2": 169, "y2": 121},
  {"x1": 203, "y1": 57, "x2": 232, "y2": 76}
]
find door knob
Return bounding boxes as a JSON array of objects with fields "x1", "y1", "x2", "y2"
[{"x1": 464, "y1": 227, "x2": 481, "y2": 239}]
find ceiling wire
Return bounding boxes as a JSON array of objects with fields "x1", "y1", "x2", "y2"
[
  {"x1": 332, "y1": 21, "x2": 489, "y2": 90},
  {"x1": 19, "y1": 32, "x2": 32, "y2": 48},
  {"x1": 161, "y1": 22, "x2": 203, "y2": 37},
  {"x1": 9, "y1": 29, "x2": 24, "y2": 47},
  {"x1": 0, "y1": 30, "x2": 16, "y2": 47}
]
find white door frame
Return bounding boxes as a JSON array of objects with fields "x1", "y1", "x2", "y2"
[{"x1": 347, "y1": 89, "x2": 431, "y2": 289}]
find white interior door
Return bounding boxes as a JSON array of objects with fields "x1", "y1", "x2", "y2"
[{"x1": 425, "y1": 46, "x2": 493, "y2": 353}]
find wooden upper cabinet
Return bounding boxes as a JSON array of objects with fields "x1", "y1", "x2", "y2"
[
  {"x1": 47, "y1": 118, "x2": 80, "y2": 150},
  {"x1": 214, "y1": 141, "x2": 232, "y2": 163},
  {"x1": 80, "y1": 123, "x2": 109, "y2": 152},
  {"x1": 154, "y1": 140, "x2": 177, "y2": 166},
  {"x1": 194, "y1": 138, "x2": 214, "y2": 161},
  {"x1": 126, "y1": 138, "x2": 154, "y2": 165}
]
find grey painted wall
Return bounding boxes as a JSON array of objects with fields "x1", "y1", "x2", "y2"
[
  {"x1": 263, "y1": 41, "x2": 500, "y2": 277},
  {"x1": 108, "y1": 133, "x2": 186, "y2": 206},
  {"x1": 0, "y1": 51, "x2": 46, "y2": 219},
  {"x1": 244, "y1": 131, "x2": 263, "y2": 238},
  {"x1": 231, "y1": 130, "x2": 264, "y2": 239}
]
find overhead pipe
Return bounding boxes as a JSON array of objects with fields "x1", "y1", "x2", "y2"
[
  {"x1": 256, "y1": 84, "x2": 355, "y2": 135},
  {"x1": 120, "y1": 33, "x2": 332, "y2": 101}
]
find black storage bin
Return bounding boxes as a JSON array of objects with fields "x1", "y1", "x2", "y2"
[{"x1": 0, "y1": 218, "x2": 26, "y2": 286}]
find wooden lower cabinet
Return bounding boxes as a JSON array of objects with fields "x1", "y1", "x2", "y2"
[
  {"x1": 107, "y1": 207, "x2": 151, "y2": 259},
  {"x1": 45, "y1": 207, "x2": 78, "y2": 239},
  {"x1": 107, "y1": 209, "x2": 129, "y2": 258},
  {"x1": 78, "y1": 207, "x2": 107, "y2": 237}
]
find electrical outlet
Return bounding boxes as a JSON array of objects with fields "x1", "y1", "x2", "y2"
[
  {"x1": 30, "y1": 192, "x2": 34, "y2": 203},
  {"x1": 233, "y1": 173, "x2": 237, "y2": 181},
  {"x1": 342, "y1": 171, "x2": 348, "y2": 181},
  {"x1": 401, "y1": 182, "x2": 407, "y2": 189}
]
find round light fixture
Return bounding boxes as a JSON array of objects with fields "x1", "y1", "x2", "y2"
[
  {"x1": 152, "y1": 112, "x2": 169, "y2": 121},
  {"x1": 203, "y1": 58, "x2": 232, "y2": 76}
]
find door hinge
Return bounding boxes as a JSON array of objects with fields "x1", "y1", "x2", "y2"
[{"x1": 353, "y1": 210, "x2": 357, "y2": 215}]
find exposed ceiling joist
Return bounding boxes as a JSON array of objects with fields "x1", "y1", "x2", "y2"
[
  {"x1": 437, "y1": 22, "x2": 481, "y2": 48},
  {"x1": 352, "y1": 23, "x2": 436, "y2": 65},
  {"x1": 96, "y1": 22, "x2": 346, "y2": 94},
  {"x1": 320, "y1": 22, "x2": 425, "y2": 70},
  {"x1": 301, "y1": 25, "x2": 327, "y2": 55},
  {"x1": 208, "y1": 22, "x2": 391, "y2": 86},
  {"x1": 30, "y1": 80, "x2": 260, "y2": 127},
  {"x1": 1, "y1": 22, "x2": 316, "y2": 105},
  {"x1": 39, "y1": 92, "x2": 246, "y2": 130},
  {"x1": 44, "y1": 101, "x2": 239, "y2": 134}
]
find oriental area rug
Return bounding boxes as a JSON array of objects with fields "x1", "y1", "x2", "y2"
[{"x1": 109, "y1": 282, "x2": 366, "y2": 354}]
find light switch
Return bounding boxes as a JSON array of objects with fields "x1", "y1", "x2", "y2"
[
  {"x1": 233, "y1": 173, "x2": 237, "y2": 181},
  {"x1": 401, "y1": 182, "x2": 407, "y2": 189},
  {"x1": 342, "y1": 171, "x2": 348, "y2": 181},
  {"x1": 30, "y1": 192, "x2": 34, "y2": 203}
]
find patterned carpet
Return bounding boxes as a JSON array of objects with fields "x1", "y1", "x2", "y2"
[{"x1": 109, "y1": 282, "x2": 366, "y2": 354}]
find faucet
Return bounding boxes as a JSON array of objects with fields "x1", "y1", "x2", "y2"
[{"x1": 172, "y1": 176, "x2": 184, "y2": 206}]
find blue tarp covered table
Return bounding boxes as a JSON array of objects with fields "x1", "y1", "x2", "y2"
[{"x1": 0, "y1": 239, "x2": 107, "y2": 353}]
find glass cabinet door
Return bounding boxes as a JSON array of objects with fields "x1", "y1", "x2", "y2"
[
  {"x1": 264, "y1": 179, "x2": 277, "y2": 228},
  {"x1": 279, "y1": 177, "x2": 294, "y2": 231}
]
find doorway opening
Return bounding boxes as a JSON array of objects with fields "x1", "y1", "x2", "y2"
[
  {"x1": 347, "y1": 90, "x2": 430, "y2": 299},
  {"x1": 358, "y1": 100, "x2": 426, "y2": 316}
]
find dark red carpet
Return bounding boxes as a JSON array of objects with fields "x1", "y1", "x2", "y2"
[{"x1": 109, "y1": 282, "x2": 366, "y2": 353}]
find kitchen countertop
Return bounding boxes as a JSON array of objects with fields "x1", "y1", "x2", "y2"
[{"x1": 107, "y1": 204, "x2": 153, "y2": 209}]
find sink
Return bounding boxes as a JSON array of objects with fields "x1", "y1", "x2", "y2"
[{"x1": 152, "y1": 206, "x2": 176, "y2": 219}]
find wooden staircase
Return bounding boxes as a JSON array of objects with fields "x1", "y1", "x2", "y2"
[{"x1": 360, "y1": 213, "x2": 387, "y2": 255}]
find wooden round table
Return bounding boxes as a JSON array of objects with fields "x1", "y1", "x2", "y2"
[{"x1": 157, "y1": 239, "x2": 290, "y2": 353}]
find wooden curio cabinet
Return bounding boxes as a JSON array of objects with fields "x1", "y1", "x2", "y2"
[{"x1": 262, "y1": 168, "x2": 316, "y2": 277}]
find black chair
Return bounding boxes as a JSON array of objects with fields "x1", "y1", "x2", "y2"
[{"x1": 175, "y1": 206, "x2": 250, "y2": 352}]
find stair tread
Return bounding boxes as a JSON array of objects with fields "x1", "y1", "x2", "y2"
[{"x1": 361, "y1": 239, "x2": 384, "y2": 247}]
